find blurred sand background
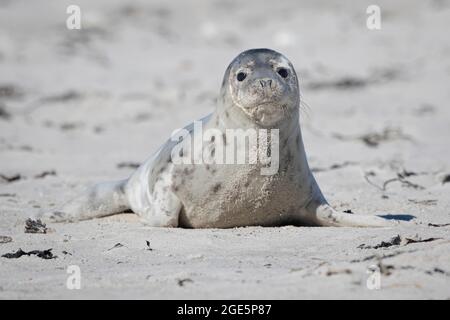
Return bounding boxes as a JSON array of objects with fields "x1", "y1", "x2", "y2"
[{"x1": 0, "y1": 0, "x2": 450, "y2": 299}]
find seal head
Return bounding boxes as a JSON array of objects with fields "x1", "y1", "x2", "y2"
[{"x1": 219, "y1": 48, "x2": 300, "y2": 128}]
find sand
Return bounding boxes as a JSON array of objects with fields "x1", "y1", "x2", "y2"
[{"x1": 0, "y1": 0, "x2": 449, "y2": 299}]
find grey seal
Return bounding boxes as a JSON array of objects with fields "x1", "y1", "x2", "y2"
[{"x1": 42, "y1": 48, "x2": 395, "y2": 228}]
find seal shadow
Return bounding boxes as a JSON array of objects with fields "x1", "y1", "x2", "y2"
[{"x1": 378, "y1": 214, "x2": 416, "y2": 221}]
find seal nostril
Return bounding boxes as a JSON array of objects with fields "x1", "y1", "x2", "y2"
[{"x1": 259, "y1": 79, "x2": 272, "y2": 88}]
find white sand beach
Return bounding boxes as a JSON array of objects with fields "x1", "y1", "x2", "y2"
[{"x1": 0, "y1": 0, "x2": 450, "y2": 299}]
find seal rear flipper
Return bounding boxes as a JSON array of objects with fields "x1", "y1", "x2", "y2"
[{"x1": 39, "y1": 179, "x2": 130, "y2": 222}]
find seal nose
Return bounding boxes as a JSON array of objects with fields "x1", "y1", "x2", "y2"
[{"x1": 259, "y1": 79, "x2": 273, "y2": 89}]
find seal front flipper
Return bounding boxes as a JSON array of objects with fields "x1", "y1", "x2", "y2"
[
  {"x1": 125, "y1": 140, "x2": 183, "y2": 227},
  {"x1": 127, "y1": 162, "x2": 182, "y2": 227},
  {"x1": 304, "y1": 198, "x2": 397, "y2": 228}
]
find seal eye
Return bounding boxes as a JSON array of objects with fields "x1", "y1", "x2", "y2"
[
  {"x1": 237, "y1": 72, "x2": 247, "y2": 82},
  {"x1": 277, "y1": 68, "x2": 288, "y2": 78}
]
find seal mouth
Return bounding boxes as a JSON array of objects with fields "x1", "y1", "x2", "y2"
[
  {"x1": 254, "y1": 101, "x2": 286, "y2": 113},
  {"x1": 253, "y1": 102, "x2": 287, "y2": 126},
  {"x1": 255, "y1": 103, "x2": 277, "y2": 113}
]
